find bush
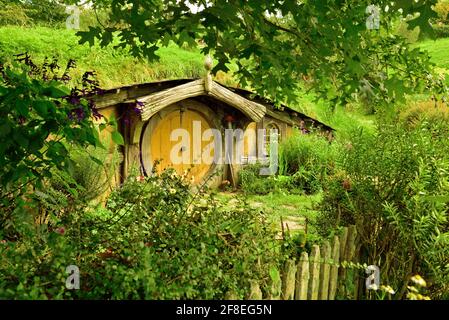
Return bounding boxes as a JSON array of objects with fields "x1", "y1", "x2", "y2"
[
  {"x1": 238, "y1": 162, "x2": 306, "y2": 195},
  {"x1": 435, "y1": 0, "x2": 449, "y2": 23},
  {"x1": 0, "y1": 169, "x2": 283, "y2": 299},
  {"x1": 0, "y1": 54, "x2": 120, "y2": 240},
  {"x1": 238, "y1": 163, "x2": 282, "y2": 194},
  {"x1": 399, "y1": 100, "x2": 449, "y2": 128},
  {"x1": 433, "y1": 23, "x2": 449, "y2": 38},
  {"x1": 317, "y1": 119, "x2": 449, "y2": 299},
  {"x1": 0, "y1": 1, "x2": 67, "y2": 28},
  {"x1": 0, "y1": 4, "x2": 30, "y2": 27},
  {"x1": 239, "y1": 131, "x2": 338, "y2": 195}
]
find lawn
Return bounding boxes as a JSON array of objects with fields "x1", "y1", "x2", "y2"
[{"x1": 417, "y1": 37, "x2": 449, "y2": 70}]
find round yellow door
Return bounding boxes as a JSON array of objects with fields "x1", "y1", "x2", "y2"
[{"x1": 143, "y1": 108, "x2": 215, "y2": 183}]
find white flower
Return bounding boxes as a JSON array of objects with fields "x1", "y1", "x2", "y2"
[
  {"x1": 411, "y1": 275, "x2": 427, "y2": 287},
  {"x1": 381, "y1": 285, "x2": 395, "y2": 295},
  {"x1": 169, "y1": 188, "x2": 177, "y2": 194}
]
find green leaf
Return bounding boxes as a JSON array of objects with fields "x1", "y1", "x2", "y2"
[
  {"x1": 111, "y1": 130, "x2": 124, "y2": 145},
  {"x1": 34, "y1": 100, "x2": 52, "y2": 117},
  {"x1": 0, "y1": 123, "x2": 11, "y2": 137},
  {"x1": 269, "y1": 266, "x2": 280, "y2": 283},
  {"x1": 15, "y1": 100, "x2": 29, "y2": 117},
  {"x1": 89, "y1": 154, "x2": 104, "y2": 166},
  {"x1": 13, "y1": 131, "x2": 28, "y2": 148},
  {"x1": 48, "y1": 86, "x2": 68, "y2": 98},
  {"x1": 77, "y1": 26, "x2": 102, "y2": 47}
]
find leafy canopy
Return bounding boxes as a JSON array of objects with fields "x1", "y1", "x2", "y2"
[{"x1": 74, "y1": 0, "x2": 445, "y2": 106}]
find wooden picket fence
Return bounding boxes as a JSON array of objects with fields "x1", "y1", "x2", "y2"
[{"x1": 232, "y1": 225, "x2": 361, "y2": 300}]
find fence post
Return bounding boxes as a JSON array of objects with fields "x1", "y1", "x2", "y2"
[
  {"x1": 339, "y1": 227, "x2": 348, "y2": 265},
  {"x1": 319, "y1": 240, "x2": 331, "y2": 300},
  {"x1": 328, "y1": 235, "x2": 340, "y2": 300},
  {"x1": 344, "y1": 225, "x2": 358, "y2": 299},
  {"x1": 308, "y1": 245, "x2": 320, "y2": 300},
  {"x1": 345, "y1": 225, "x2": 357, "y2": 262},
  {"x1": 295, "y1": 251, "x2": 309, "y2": 300},
  {"x1": 248, "y1": 280, "x2": 263, "y2": 300},
  {"x1": 282, "y1": 259, "x2": 297, "y2": 300},
  {"x1": 337, "y1": 227, "x2": 349, "y2": 297}
]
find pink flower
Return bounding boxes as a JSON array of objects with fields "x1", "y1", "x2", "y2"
[
  {"x1": 55, "y1": 227, "x2": 65, "y2": 235},
  {"x1": 136, "y1": 175, "x2": 145, "y2": 182}
]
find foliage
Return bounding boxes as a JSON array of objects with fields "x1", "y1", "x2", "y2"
[
  {"x1": 279, "y1": 130, "x2": 339, "y2": 194},
  {"x1": 75, "y1": 0, "x2": 447, "y2": 109},
  {"x1": 0, "y1": 0, "x2": 67, "y2": 28},
  {"x1": 0, "y1": 169, "x2": 282, "y2": 299},
  {"x1": 281, "y1": 230, "x2": 309, "y2": 260},
  {"x1": 394, "y1": 18, "x2": 421, "y2": 44},
  {"x1": 399, "y1": 99, "x2": 449, "y2": 127},
  {"x1": 238, "y1": 163, "x2": 300, "y2": 195},
  {"x1": 435, "y1": 0, "x2": 449, "y2": 23},
  {"x1": 34, "y1": 143, "x2": 121, "y2": 223},
  {"x1": 434, "y1": 23, "x2": 449, "y2": 38},
  {"x1": 238, "y1": 131, "x2": 339, "y2": 195},
  {"x1": 317, "y1": 118, "x2": 449, "y2": 299},
  {"x1": 0, "y1": 54, "x2": 123, "y2": 240}
]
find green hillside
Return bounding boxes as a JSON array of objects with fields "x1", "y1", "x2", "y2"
[
  {"x1": 0, "y1": 26, "x2": 205, "y2": 88},
  {"x1": 417, "y1": 38, "x2": 449, "y2": 70}
]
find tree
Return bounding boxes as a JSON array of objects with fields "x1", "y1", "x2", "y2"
[{"x1": 74, "y1": 0, "x2": 446, "y2": 107}]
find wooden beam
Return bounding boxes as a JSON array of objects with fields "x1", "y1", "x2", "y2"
[{"x1": 137, "y1": 79, "x2": 266, "y2": 122}]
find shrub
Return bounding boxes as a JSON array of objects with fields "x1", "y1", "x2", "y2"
[
  {"x1": 239, "y1": 131, "x2": 338, "y2": 195},
  {"x1": 0, "y1": 1, "x2": 67, "y2": 28},
  {"x1": 0, "y1": 54, "x2": 123, "y2": 240},
  {"x1": 434, "y1": 23, "x2": 449, "y2": 38},
  {"x1": 238, "y1": 163, "x2": 305, "y2": 195},
  {"x1": 33, "y1": 143, "x2": 121, "y2": 227},
  {"x1": 0, "y1": 4, "x2": 30, "y2": 27},
  {"x1": 317, "y1": 119, "x2": 449, "y2": 299},
  {"x1": 399, "y1": 100, "x2": 449, "y2": 133},
  {"x1": 435, "y1": 0, "x2": 449, "y2": 23},
  {"x1": 0, "y1": 169, "x2": 283, "y2": 299}
]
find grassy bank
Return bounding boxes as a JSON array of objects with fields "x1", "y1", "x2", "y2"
[
  {"x1": 0, "y1": 26, "x2": 205, "y2": 88},
  {"x1": 417, "y1": 37, "x2": 449, "y2": 70}
]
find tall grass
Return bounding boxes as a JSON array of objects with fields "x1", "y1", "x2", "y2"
[{"x1": 278, "y1": 130, "x2": 341, "y2": 194}]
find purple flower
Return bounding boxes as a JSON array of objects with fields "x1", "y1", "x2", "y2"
[
  {"x1": 133, "y1": 101, "x2": 144, "y2": 115},
  {"x1": 69, "y1": 107, "x2": 85, "y2": 122},
  {"x1": 68, "y1": 96, "x2": 81, "y2": 105},
  {"x1": 133, "y1": 106, "x2": 142, "y2": 115},
  {"x1": 89, "y1": 101, "x2": 103, "y2": 120},
  {"x1": 75, "y1": 108, "x2": 85, "y2": 121}
]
